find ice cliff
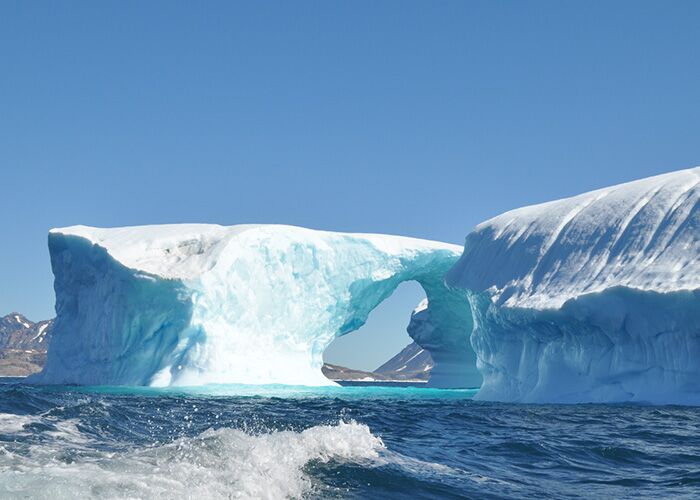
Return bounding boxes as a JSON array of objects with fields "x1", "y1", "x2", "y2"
[
  {"x1": 33, "y1": 225, "x2": 480, "y2": 387},
  {"x1": 448, "y1": 167, "x2": 700, "y2": 404}
]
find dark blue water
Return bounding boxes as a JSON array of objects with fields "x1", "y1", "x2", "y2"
[{"x1": 1, "y1": 379, "x2": 699, "y2": 499}]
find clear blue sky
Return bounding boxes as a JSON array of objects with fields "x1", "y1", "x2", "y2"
[{"x1": 1, "y1": 1, "x2": 699, "y2": 369}]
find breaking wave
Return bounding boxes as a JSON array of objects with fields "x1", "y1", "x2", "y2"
[
  {"x1": 3, "y1": 382, "x2": 700, "y2": 499},
  {"x1": 0, "y1": 415, "x2": 383, "y2": 499}
]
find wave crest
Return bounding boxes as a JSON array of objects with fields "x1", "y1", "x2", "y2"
[{"x1": 0, "y1": 419, "x2": 384, "y2": 499}]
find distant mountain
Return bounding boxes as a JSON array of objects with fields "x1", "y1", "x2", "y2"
[
  {"x1": 375, "y1": 342, "x2": 433, "y2": 380},
  {"x1": 323, "y1": 342, "x2": 433, "y2": 383},
  {"x1": 0, "y1": 313, "x2": 53, "y2": 376},
  {"x1": 321, "y1": 363, "x2": 384, "y2": 382}
]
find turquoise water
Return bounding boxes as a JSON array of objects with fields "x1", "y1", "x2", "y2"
[
  {"x1": 1, "y1": 379, "x2": 699, "y2": 499},
  {"x1": 66, "y1": 382, "x2": 480, "y2": 399}
]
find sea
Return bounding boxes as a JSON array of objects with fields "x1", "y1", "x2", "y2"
[{"x1": 1, "y1": 378, "x2": 699, "y2": 499}]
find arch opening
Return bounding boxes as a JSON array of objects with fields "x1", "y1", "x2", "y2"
[
  {"x1": 316, "y1": 268, "x2": 482, "y2": 389},
  {"x1": 322, "y1": 281, "x2": 431, "y2": 384}
]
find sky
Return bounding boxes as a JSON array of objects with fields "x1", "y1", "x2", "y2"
[{"x1": 1, "y1": 1, "x2": 700, "y2": 369}]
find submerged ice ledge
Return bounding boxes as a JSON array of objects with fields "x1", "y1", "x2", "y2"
[{"x1": 32, "y1": 224, "x2": 480, "y2": 388}]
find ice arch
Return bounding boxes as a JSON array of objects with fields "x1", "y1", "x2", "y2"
[{"x1": 32, "y1": 224, "x2": 480, "y2": 388}]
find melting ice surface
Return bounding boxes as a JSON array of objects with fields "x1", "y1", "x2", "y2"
[
  {"x1": 33, "y1": 224, "x2": 480, "y2": 388},
  {"x1": 448, "y1": 166, "x2": 700, "y2": 404}
]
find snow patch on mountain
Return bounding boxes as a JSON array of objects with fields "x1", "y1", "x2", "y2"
[{"x1": 0, "y1": 314, "x2": 53, "y2": 376}]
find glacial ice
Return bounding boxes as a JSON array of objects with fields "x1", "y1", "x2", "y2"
[
  {"x1": 447, "y1": 167, "x2": 700, "y2": 404},
  {"x1": 32, "y1": 167, "x2": 700, "y2": 402},
  {"x1": 32, "y1": 224, "x2": 480, "y2": 388}
]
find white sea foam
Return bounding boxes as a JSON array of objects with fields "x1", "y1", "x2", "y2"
[
  {"x1": 0, "y1": 419, "x2": 384, "y2": 499},
  {"x1": 0, "y1": 413, "x2": 40, "y2": 434}
]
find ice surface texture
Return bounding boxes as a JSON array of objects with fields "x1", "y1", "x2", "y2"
[
  {"x1": 448, "y1": 167, "x2": 700, "y2": 403},
  {"x1": 33, "y1": 225, "x2": 480, "y2": 387}
]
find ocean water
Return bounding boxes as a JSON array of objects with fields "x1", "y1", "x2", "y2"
[{"x1": 1, "y1": 379, "x2": 699, "y2": 499}]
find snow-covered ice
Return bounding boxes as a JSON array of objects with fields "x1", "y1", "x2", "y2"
[
  {"x1": 447, "y1": 167, "x2": 700, "y2": 404},
  {"x1": 32, "y1": 167, "x2": 700, "y2": 402},
  {"x1": 33, "y1": 224, "x2": 479, "y2": 387}
]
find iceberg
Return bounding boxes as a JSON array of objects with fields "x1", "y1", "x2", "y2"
[
  {"x1": 32, "y1": 224, "x2": 480, "y2": 388},
  {"x1": 447, "y1": 167, "x2": 700, "y2": 404}
]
